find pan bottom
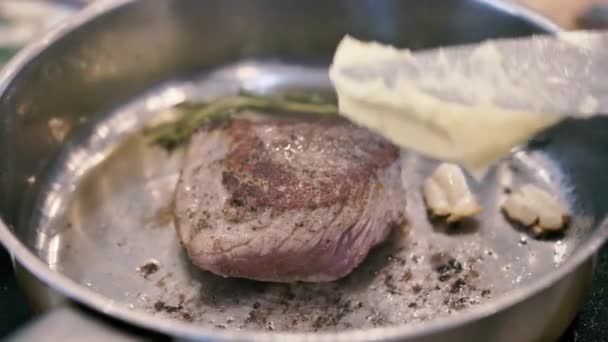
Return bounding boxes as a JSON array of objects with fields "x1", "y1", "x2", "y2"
[{"x1": 28, "y1": 61, "x2": 587, "y2": 332}]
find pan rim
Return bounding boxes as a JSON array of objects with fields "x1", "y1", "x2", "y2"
[{"x1": 1, "y1": 0, "x2": 602, "y2": 341}]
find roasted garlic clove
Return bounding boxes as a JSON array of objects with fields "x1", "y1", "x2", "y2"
[
  {"x1": 502, "y1": 184, "x2": 569, "y2": 236},
  {"x1": 422, "y1": 163, "x2": 483, "y2": 222}
]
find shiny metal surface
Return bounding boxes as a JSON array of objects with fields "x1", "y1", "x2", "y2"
[
  {"x1": 8, "y1": 306, "x2": 144, "y2": 342},
  {"x1": 1, "y1": 0, "x2": 607, "y2": 341},
  {"x1": 27, "y1": 61, "x2": 592, "y2": 333}
]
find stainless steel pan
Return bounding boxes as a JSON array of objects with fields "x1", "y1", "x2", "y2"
[{"x1": 2, "y1": 0, "x2": 607, "y2": 341}]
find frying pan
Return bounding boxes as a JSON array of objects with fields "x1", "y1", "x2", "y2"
[{"x1": 1, "y1": 0, "x2": 607, "y2": 341}]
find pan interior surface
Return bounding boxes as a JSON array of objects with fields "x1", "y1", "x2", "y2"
[{"x1": 29, "y1": 61, "x2": 592, "y2": 332}]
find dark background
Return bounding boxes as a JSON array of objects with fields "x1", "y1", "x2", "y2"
[{"x1": 0, "y1": 248, "x2": 31, "y2": 337}]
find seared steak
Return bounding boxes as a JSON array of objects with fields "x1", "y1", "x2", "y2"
[{"x1": 174, "y1": 116, "x2": 406, "y2": 282}]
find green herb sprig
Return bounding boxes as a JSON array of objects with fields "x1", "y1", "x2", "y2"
[{"x1": 145, "y1": 90, "x2": 338, "y2": 150}]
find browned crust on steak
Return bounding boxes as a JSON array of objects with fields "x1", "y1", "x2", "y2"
[{"x1": 220, "y1": 118, "x2": 399, "y2": 218}]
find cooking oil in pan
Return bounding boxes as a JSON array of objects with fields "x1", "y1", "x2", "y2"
[{"x1": 29, "y1": 62, "x2": 587, "y2": 332}]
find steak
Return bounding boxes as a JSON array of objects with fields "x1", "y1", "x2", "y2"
[{"x1": 174, "y1": 115, "x2": 406, "y2": 282}]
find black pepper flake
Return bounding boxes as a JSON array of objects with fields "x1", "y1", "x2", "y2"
[
  {"x1": 437, "y1": 264, "x2": 451, "y2": 275},
  {"x1": 310, "y1": 296, "x2": 355, "y2": 330},
  {"x1": 444, "y1": 296, "x2": 469, "y2": 311},
  {"x1": 153, "y1": 301, "x2": 183, "y2": 314},
  {"x1": 431, "y1": 253, "x2": 463, "y2": 282},
  {"x1": 245, "y1": 304, "x2": 272, "y2": 327},
  {"x1": 450, "y1": 278, "x2": 467, "y2": 294},
  {"x1": 154, "y1": 301, "x2": 164, "y2": 311},
  {"x1": 401, "y1": 270, "x2": 413, "y2": 282},
  {"x1": 138, "y1": 261, "x2": 159, "y2": 279},
  {"x1": 448, "y1": 259, "x2": 463, "y2": 273},
  {"x1": 439, "y1": 274, "x2": 452, "y2": 282},
  {"x1": 384, "y1": 274, "x2": 400, "y2": 295},
  {"x1": 312, "y1": 316, "x2": 328, "y2": 330},
  {"x1": 368, "y1": 312, "x2": 388, "y2": 326},
  {"x1": 166, "y1": 306, "x2": 180, "y2": 313}
]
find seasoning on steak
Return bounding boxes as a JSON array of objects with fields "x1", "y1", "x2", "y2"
[{"x1": 174, "y1": 116, "x2": 406, "y2": 282}]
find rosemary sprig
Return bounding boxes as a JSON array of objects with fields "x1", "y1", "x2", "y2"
[{"x1": 145, "y1": 91, "x2": 338, "y2": 151}]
